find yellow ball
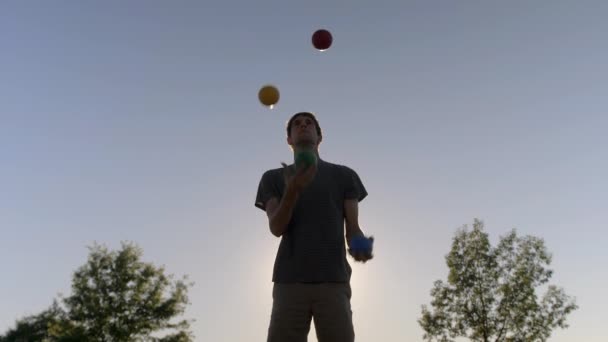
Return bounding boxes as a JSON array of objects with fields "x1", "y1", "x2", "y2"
[{"x1": 258, "y1": 85, "x2": 280, "y2": 108}]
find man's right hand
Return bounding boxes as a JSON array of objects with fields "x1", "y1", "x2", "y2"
[{"x1": 281, "y1": 162, "x2": 317, "y2": 194}]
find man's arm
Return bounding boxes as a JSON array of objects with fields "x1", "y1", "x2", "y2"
[
  {"x1": 265, "y1": 183, "x2": 300, "y2": 237},
  {"x1": 265, "y1": 163, "x2": 317, "y2": 237},
  {"x1": 344, "y1": 198, "x2": 373, "y2": 262},
  {"x1": 344, "y1": 199, "x2": 364, "y2": 242}
]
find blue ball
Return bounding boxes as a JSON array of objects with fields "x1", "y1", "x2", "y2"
[{"x1": 350, "y1": 236, "x2": 373, "y2": 253}]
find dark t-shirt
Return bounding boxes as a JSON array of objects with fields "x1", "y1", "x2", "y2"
[{"x1": 255, "y1": 158, "x2": 367, "y2": 283}]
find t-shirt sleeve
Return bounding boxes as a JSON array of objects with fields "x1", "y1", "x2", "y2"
[
  {"x1": 344, "y1": 166, "x2": 368, "y2": 202},
  {"x1": 255, "y1": 170, "x2": 280, "y2": 211}
]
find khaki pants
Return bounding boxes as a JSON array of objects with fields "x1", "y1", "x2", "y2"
[{"x1": 267, "y1": 282, "x2": 355, "y2": 342}]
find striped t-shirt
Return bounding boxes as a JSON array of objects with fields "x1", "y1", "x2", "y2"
[{"x1": 255, "y1": 158, "x2": 368, "y2": 283}]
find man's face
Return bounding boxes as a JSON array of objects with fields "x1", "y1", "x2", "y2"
[{"x1": 287, "y1": 115, "x2": 321, "y2": 148}]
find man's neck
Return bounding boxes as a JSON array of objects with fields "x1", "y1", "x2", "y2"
[{"x1": 293, "y1": 144, "x2": 320, "y2": 158}]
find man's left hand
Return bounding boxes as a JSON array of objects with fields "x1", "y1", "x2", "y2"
[{"x1": 348, "y1": 236, "x2": 374, "y2": 263}]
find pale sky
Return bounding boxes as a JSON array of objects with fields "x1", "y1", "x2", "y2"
[{"x1": 1, "y1": 1, "x2": 607, "y2": 341}]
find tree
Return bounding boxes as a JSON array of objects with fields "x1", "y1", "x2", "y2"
[
  {"x1": 0, "y1": 301, "x2": 84, "y2": 342},
  {"x1": 1, "y1": 242, "x2": 194, "y2": 342},
  {"x1": 419, "y1": 219, "x2": 577, "y2": 342}
]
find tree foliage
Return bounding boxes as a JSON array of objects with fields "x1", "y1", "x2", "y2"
[
  {"x1": 1, "y1": 242, "x2": 193, "y2": 342},
  {"x1": 419, "y1": 219, "x2": 577, "y2": 342}
]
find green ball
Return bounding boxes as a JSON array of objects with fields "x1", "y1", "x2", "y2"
[{"x1": 295, "y1": 150, "x2": 316, "y2": 169}]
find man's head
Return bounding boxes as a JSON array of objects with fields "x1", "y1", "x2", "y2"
[{"x1": 286, "y1": 112, "x2": 323, "y2": 151}]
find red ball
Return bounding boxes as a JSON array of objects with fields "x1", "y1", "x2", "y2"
[{"x1": 312, "y1": 29, "x2": 333, "y2": 51}]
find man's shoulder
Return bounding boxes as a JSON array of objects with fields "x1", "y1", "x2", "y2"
[
  {"x1": 320, "y1": 159, "x2": 357, "y2": 174},
  {"x1": 259, "y1": 166, "x2": 284, "y2": 180}
]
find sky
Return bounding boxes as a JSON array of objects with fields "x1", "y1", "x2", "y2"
[{"x1": 1, "y1": 1, "x2": 607, "y2": 341}]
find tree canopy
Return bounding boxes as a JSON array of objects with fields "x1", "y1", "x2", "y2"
[
  {"x1": 1, "y1": 242, "x2": 194, "y2": 342},
  {"x1": 419, "y1": 219, "x2": 577, "y2": 342}
]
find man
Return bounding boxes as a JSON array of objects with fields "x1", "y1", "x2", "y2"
[{"x1": 255, "y1": 111, "x2": 374, "y2": 342}]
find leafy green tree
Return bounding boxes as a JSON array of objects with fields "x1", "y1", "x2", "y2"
[
  {"x1": 419, "y1": 219, "x2": 577, "y2": 342},
  {"x1": 0, "y1": 301, "x2": 84, "y2": 342},
  {"x1": 1, "y1": 242, "x2": 194, "y2": 342}
]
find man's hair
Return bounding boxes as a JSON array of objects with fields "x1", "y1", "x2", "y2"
[{"x1": 286, "y1": 112, "x2": 323, "y2": 138}]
